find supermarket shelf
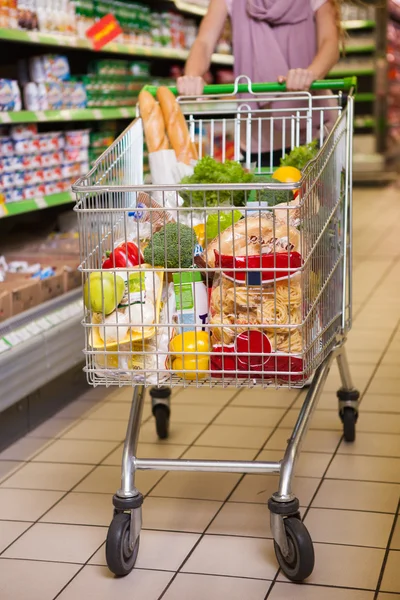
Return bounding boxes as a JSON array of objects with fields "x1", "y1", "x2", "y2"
[
  {"x1": 0, "y1": 290, "x2": 83, "y2": 412},
  {"x1": 0, "y1": 191, "x2": 74, "y2": 219},
  {"x1": 354, "y1": 115, "x2": 375, "y2": 129},
  {"x1": 0, "y1": 107, "x2": 136, "y2": 124},
  {"x1": 355, "y1": 93, "x2": 376, "y2": 102},
  {"x1": 0, "y1": 27, "x2": 231, "y2": 65},
  {"x1": 345, "y1": 43, "x2": 375, "y2": 54},
  {"x1": 342, "y1": 20, "x2": 375, "y2": 30},
  {"x1": 173, "y1": 0, "x2": 207, "y2": 16}
]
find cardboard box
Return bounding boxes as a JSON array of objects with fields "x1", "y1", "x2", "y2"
[
  {"x1": 0, "y1": 285, "x2": 12, "y2": 322},
  {"x1": 2, "y1": 275, "x2": 41, "y2": 317},
  {"x1": 39, "y1": 268, "x2": 64, "y2": 303}
]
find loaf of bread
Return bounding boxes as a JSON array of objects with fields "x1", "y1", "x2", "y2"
[
  {"x1": 156, "y1": 86, "x2": 198, "y2": 165},
  {"x1": 138, "y1": 90, "x2": 169, "y2": 153}
]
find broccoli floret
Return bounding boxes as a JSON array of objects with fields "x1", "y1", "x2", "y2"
[
  {"x1": 143, "y1": 223, "x2": 195, "y2": 268},
  {"x1": 253, "y1": 175, "x2": 292, "y2": 206}
]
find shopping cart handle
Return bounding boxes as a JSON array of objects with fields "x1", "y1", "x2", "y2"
[{"x1": 143, "y1": 77, "x2": 357, "y2": 97}]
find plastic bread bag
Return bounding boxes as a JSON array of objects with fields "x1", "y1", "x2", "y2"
[{"x1": 196, "y1": 212, "x2": 301, "y2": 271}]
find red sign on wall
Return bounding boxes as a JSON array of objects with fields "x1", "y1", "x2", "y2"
[{"x1": 86, "y1": 14, "x2": 122, "y2": 50}]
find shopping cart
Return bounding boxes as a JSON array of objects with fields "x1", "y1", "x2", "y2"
[{"x1": 73, "y1": 77, "x2": 360, "y2": 583}]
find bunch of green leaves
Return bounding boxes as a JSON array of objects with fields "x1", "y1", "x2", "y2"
[
  {"x1": 280, "y1": 140, "x2": 318, "y2": 171},
  {"x1": 252, "y1": 174, "x2": 292, "y2": 206},
  {"x1": 180, "y1": 155, "x2": 254, "y2": 207}
]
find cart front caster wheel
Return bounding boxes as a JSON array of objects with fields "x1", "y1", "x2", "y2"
[
  {"x1": 274, "y1": 517, "x2": 315, "y2": 582},
  {"x1": 106, "y1": 512, "x2": 140, "y2": 577},
  {"x1": 341, "y1": 406, "x2": 357, "y2": 443},
  {"x1": 154, "y1": 405, "x2": 170, "y2": 440}
]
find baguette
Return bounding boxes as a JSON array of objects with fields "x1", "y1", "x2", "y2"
[
  {"x1": 138, "y1": 90, "x2": 169, "y2": 153},
  {"x1": 156, "y1": 86, "x2": 198, "y2": 165}
]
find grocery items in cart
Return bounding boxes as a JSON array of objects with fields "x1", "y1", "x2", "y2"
[
  {"x1": 73, "y1": 78, "x2": 360, "y2": 584},
  {"x1": 0, "y1": 124, "x2": 89, "y2": 204}
]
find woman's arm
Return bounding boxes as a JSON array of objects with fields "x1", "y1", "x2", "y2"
[
  {"x1": 177, "y1": 0, "x2": 228, "y2": 95},
  {"x1": 280, "y1": 0, "x2": 340, "y2": 91}
]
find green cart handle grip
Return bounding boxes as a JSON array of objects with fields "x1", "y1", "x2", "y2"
[{"x1": 143, "y1": 77, "x2": 357, "y2": 97}]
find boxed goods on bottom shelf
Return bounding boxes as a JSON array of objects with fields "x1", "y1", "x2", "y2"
[{"x1": 0, "y1": 230, "x2": 81, "y2": 322}]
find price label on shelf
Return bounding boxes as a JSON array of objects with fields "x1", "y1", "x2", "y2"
[
  {"x1": 0, "y1": 338, "x2": 11, "y2": 354},
  {"x1": 46, "y1": 311, "x2": 64, "y2": 326}
]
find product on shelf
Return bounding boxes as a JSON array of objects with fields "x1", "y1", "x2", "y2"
[{"x1": 0, "y1": 124, "x2": 89, "y2": 204}]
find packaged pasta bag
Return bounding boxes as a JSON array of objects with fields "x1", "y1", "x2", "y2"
[{"x1": 209, "y1": 271, "x2": 307, "y2": 382}]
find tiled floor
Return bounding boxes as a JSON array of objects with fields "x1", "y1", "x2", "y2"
[{"x1": 1, "y1": 187, "x2": 400, "y2": 599}]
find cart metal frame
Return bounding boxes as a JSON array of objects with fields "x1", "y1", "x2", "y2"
[{"x1": 73, "y1": 77, "x2": 360, "y2": 582}]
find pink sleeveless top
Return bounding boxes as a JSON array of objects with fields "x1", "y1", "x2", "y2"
[{"x1": 228, "y1": 0, "x2": 336, "y2": 153}]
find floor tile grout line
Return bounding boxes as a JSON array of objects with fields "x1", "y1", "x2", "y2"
[
  {"x1": 0, "y1": 425, "x2": 134, "y2": 560},
  {"x1": 373, "y1": 498, "x2": 400, "y2": 600},
  {"x1": 156, "y1": 390, "x2": 303, "y2": 600}
]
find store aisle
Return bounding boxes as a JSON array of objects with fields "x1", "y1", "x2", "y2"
[{"x1": 0, "y1": 187, "x2": 399, "y2": 600}]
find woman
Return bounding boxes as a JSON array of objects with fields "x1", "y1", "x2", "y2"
[{"x1": 177, "y1": 0, "x2": 342, "y2": 166}]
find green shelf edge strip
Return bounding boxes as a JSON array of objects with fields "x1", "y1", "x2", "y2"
[
  {"x1": 355, "y1": 93, "x2": 376, "y2": 102},
  {"x1": 342, "y1": 20, "x2": 375, "y2": 30},
  {"x1": 345, "y1": 44, "x2": 375, "y2": 54},
  {"x1": 0, "y1": 28, "x2": 231, "y2": 64},
  {"x1": 0, "y1": 191, "x2": 73, "y2": 218},
  {"x1": 0, "y1": 106, "x2": 136, "y2": 124}
]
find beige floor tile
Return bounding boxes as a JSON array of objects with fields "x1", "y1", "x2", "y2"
[
  {"x1": 89, "y1": 530, "x2": 199, "y2": 570},
  {"x1": 208, "y1": 502, "x2": 271, "y2": 538},
  {"x1": 264, "y1": 428, "x2": 340, "y2": 453},
  {"x1": 377, "y1": 594, "x2": 400, "y2": 600},
  {"x1": 391, "y1": 519, "x2": 400, "y2": 550},
  {"x1": 269, "y1": 583, "x2": 374, "y2": 599},
  {"x1": 87, "y1": 401, "x2": 132, "y2": 421},
  {"x1": 195, "y1": 425, "x2": 273, "y2": 449},
  {"x1": 55, "y1": 398, "x2": 102, "y2": 419},
  {"x1": 163, "y1": 573, "x2": 271, "y2": 600},
  {"x1": 102, "y1": 442, "x2": 186, "y2": 466},
  {"x1": 230, "y1": 474, "x2": 319, "y2": 507},
  {"x1": 374, "y1": 365, "x2": 400, "y2": 379},
  {"x1": 277, "y1": 543, "x2": 384, "y2": 589},
  {"x1": 27, "y1": 418, "x2": 77, "y2": 439},
  {"x1": 0, "y1": 521, "x2": 32, "y2": 553},
  {"x1": 214, "y1": 407, "x2": 286, "y2": 428},
  {"x1": 348, "y1": 351, "x2": 382, "y2": 365},
  {"x1": 0, "y1": 558, "x2": 79, "y2": 600},
  {"x1": 3, "y1": 522, "x2": 106, "y2": 563},
  {"x1": 0, "y1": 488, "x2": 63, "y2": 521},
  {"x1": 327, "y1": 455, "x2": 400, "y2": 483},
  {"x1": 74, "y1": 465, "x2": 164, "y2": 496},
  {"x1": 338, "y1": 432, "x2": 400, "y2": 458},
  {"x1": 293, "y1": 391, "x2": 334, "y2": 410},
  {"x1": 182, "y1": 446, "x2": 257, "y2": 461},
  {"x1": 139, "y1": 421, "x2": 205, "y2": 445},
  {"x1": 230, "y1": 388, "x2": 299, "y2": 409},
  {"x1": 257, "y1": 450, "x2": 331, "y2": 478},
  {"x1": 143, "y1": 497, "x2": 222, "y2": 533},
  {"x1": 367, "y1": 379, "x2": 400, "y2": 396},
  {"x1": 41, "y1": 492, "x2": 112, "y2": 526},
  {"x1": 0, "y1": 437, "x2": 51, "y2": 461},
  {"x1": 173, "y1": 387, "x2": 237, "y2": 406},
  {"x1": 150, "y1": 471, "x2": 241, "y2": 501},
  {"x1": 361, "y1": 394, "x2": 400, "y2": 413},
  {"x1": 170, "y1": 404, "x2": 222, "y2": 424},
  {"x1": 381, "y1": 551, "x2": 400, "y2": 593},
  {"x1": 1, "y1": 462, "x2": 92, "y2": 491},
  {"x1": 32, "y1": 439, "x2": 119, "y2": 465},
  {"x1": 312, "y1": 479, "x2": 400, "y2": 513},
  {"x1": 0, "y1": 461, "x2": 25, "y2": 482},
  {"x1": 305, "y1": 507, "x2": 393, "y2": 548},
  {"x1": 62, "y1": 419, "x2": 127, "y2": 442},
  {"x1": 280, "y1": 409, "x2": 342, "y2": 431},
  {"x1": 355, "y1": 412, "x2": 400, "y2": 435},
  {"x1": 57, "y1": 565, "x2": 172, "y2": 600},
  {"x1": 182, "y1": 534, "x2": 277, "y2": 579}
]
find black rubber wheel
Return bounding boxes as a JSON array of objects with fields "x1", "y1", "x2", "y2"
[
  {"x1": 106, "y1": 512, "x2": 140, "y2": 577},
  {"x1": 342, "y1": 407, "x2": 357, "y2": 443},
  {"x1": 274, "y1": 517, "x2": 315, "y2": 582},
  {"x1": 154, "y1": 405, "x2": 169, "y2": 440}
]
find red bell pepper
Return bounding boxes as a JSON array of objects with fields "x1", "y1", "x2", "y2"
[{"x1": 102, "y1": 242, "x2": 143, "y2": 269}]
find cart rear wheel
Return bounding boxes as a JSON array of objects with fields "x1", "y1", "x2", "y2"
[
  {"x1": 342, "y1": 406, "x2": 357, "y2": 442},
  {"x1": 274, "y1": 517, "x2": 314, "y2": 582},
  {"x1": 154, "y1": 405, "x2": 169, "y2": 440},
  {"x1": 106, "y1": 512, "x2": 140, "y2": 577}
]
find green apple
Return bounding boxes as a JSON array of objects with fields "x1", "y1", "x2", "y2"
[{"x1": 84, "y1": 272, "x2": 125, "y2": 315}]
